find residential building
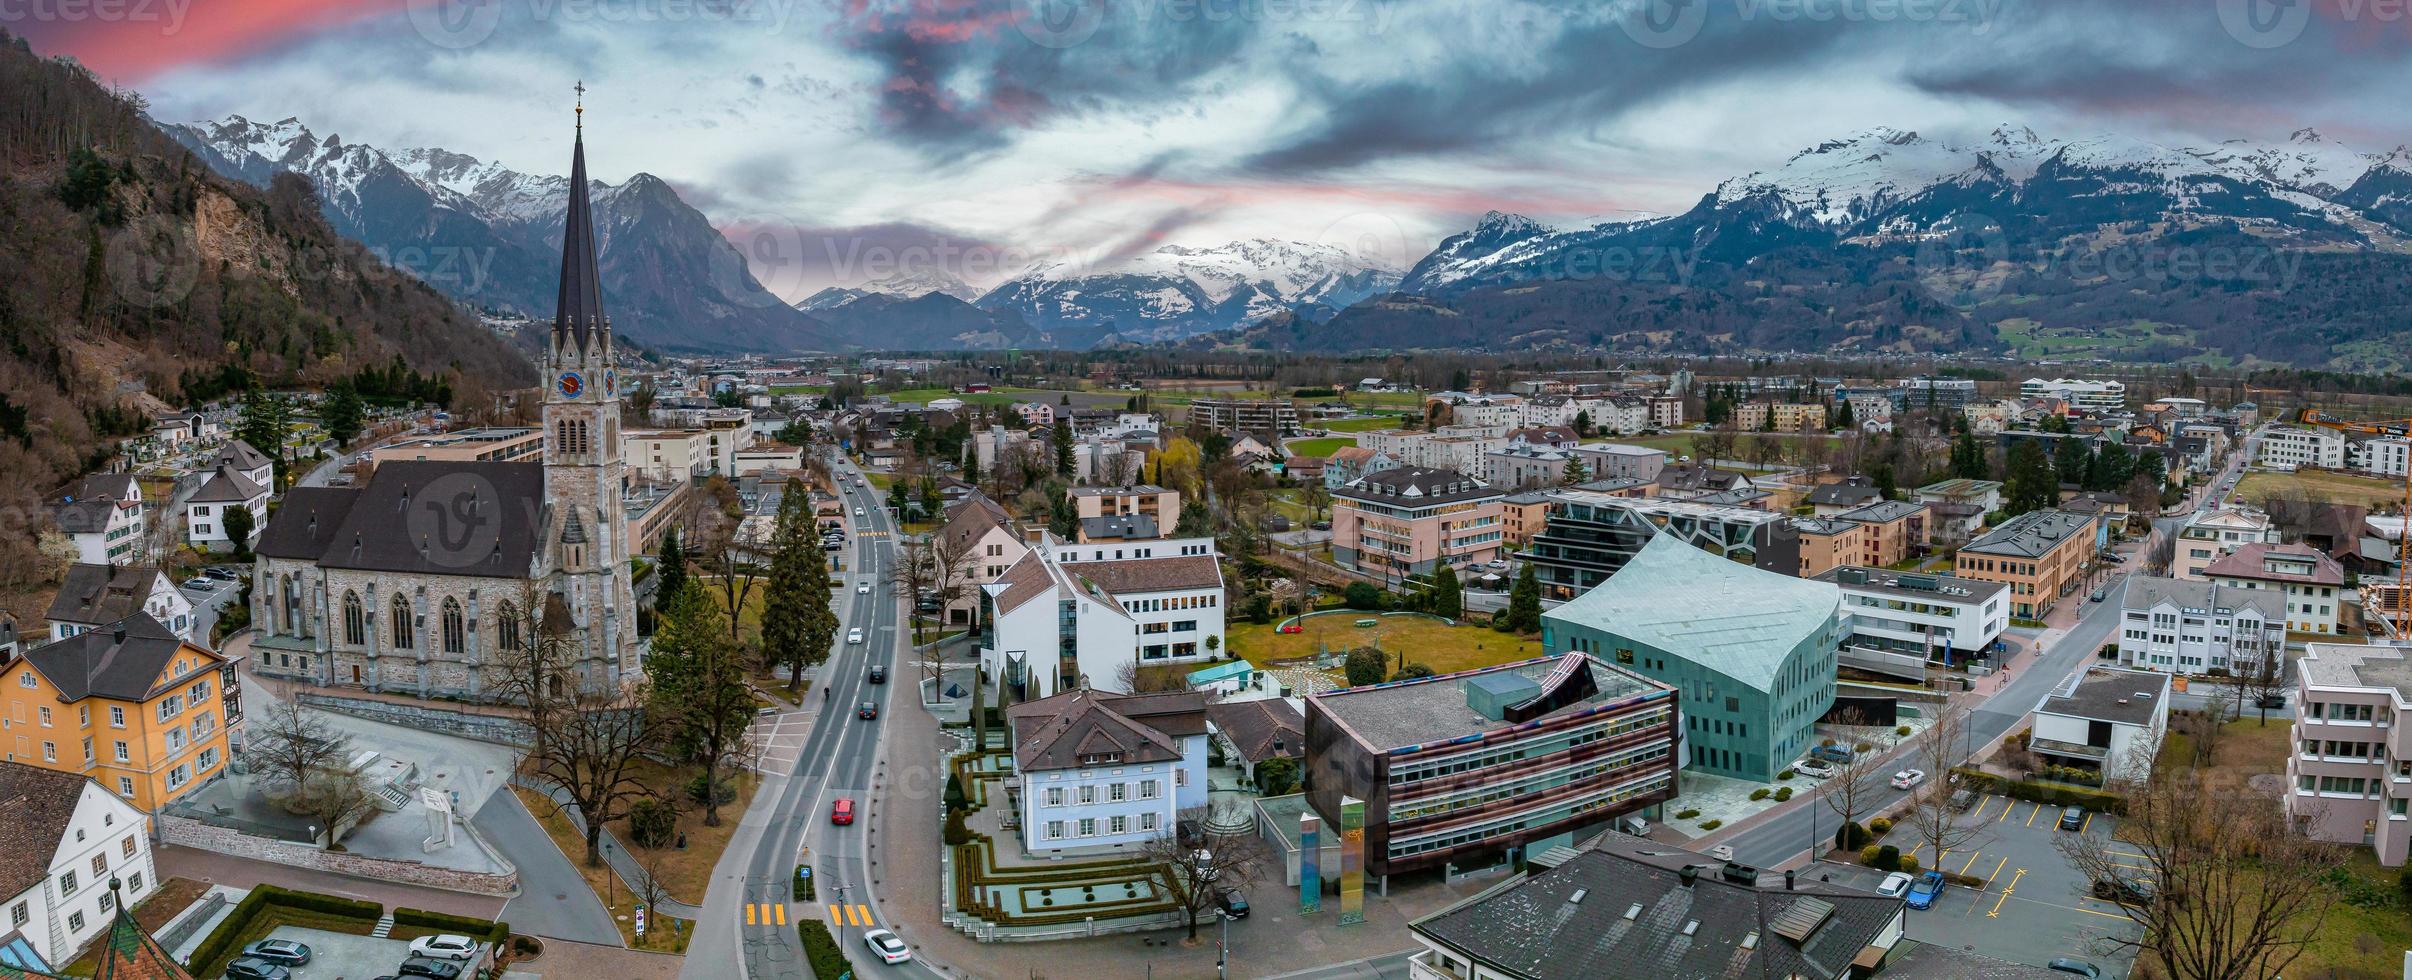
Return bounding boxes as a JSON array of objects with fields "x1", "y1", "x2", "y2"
[
  {"x1": 1647, "y1": 394, "x2": 1685, "y2": 429},
  {"x1": 979, "y1": 534, "x2": 1224, "y2": 700},
  {"x1": 1425, "y1": 393, "x2": 1524, "y2": 428},
  {"x1": 1543, "y1": 533, "x2": 1842, "y2": 782},
  {"x1": 0, "y1": 762, "x2": 158, "y2": 969},
  {"x1": 1805, "y1": 477, "x2": 1884, "y2": 517},
  {"x1": 1006, "y1": 689, "x2": 1208, "y2": 856},
  {"x1": 1655, "y1": 464, "x2": 1753, "y2": 497},
  {"x1": 1953, "y1": 509, "x2": 2101, "y2": 619},
  {"x1": 1204, "y1": 697, "x2": 1304, "y2": 788},
  {"x1": 2115, "y1": 577, "x2": 2284, "y2": 676},
  {"x1": 1503, "y1": 425, "x2": 1580, "y2": 450},
  {"x1": 1282, "y1": 456, "x2": 1326, "y2": 484},
  {"x1": 1734, "y1": 401, "x2": 1828, "y2": 433},
  {"x1": 1572, "y1": 443, "x2": 1667, "y2": 483},
  {"x1": 1322, "y1": 446, "x2": 1399, "y2": 490},
  {"x1": 733, "y1": 444, "x2": 804, "y2": 476},
  {"x1": 1900, "y1": 375, "x2": 1978, "y2": 410},
  {"x1": 2358, "y1": 437, "x2": 2411, "y2": 478},
  {"x1": 1913, "y1": 478, "x2": 2002, "y2": 546},
  {"x1": 2288, "y1": 642, "x2": 2412, "y2": 865},
  {"x1": 44, "y1": 565, "x2": 194, "y2": 644},
  {"x1": 2259, "y1": 425, "x2": 2347, "y2": 471},
  {"x1": 47, "y1": 474, "x2": 146, "y2": 566},
  {"x1": 1526, "y1": 493, "x2": 1799, "y2": 600},
  {"x1": 1068, "y1": 485, "x2": 1179, "y2": 530},
  {"x1": 1483, "y1": 444, "x2": 1572, "y2": 490},
  {"x1": 2029, "y1": 666, "x2": 2172, "y2": 781},
  {"x1": 938, "y1": 495, "x2": 1030, "y2": 627},
  {"x1": 622, "y1": 427, "x2": 711, "y2": 481},
  {"x1": 0, "y1": 615, "x2": 238, "y2": 812},
  {"x1": 205, "y1": 439, "x2": 275, "y2": 489},
  {"x1": 1500, "y1": 491, "x2": 1553, "y2": 549},
  {"x1": 1407, "y1": 831, "x2": 1908, "y2": 980},
  {"x1": 1011, "y1": 401, "x2": 1055, "y2": 427},
  {"x1": 2204, "y1": 542, "x2": 2348, "y2": 635},
  {"x1": 183, "y1": 465, "x2": 267, "y2": 554},
  {"x1": 1821, "y1": 566, "x2": 2009, "y2": 662},
  {"x1": 1357, "y1": 427, "x2": 1504, "y2": 475},
  {"x1": 1793, "y1": 519, "x2": 1869, "y2": 579},
  {"x1": 1187, "y1": 398, "x2": 1302, "y2": 437},
  {"x1": 2020, "y1": 377, "x2": 2128, "y2": 412},
  {"x1": 1304, "y1": 653, "x2": 1680, "y2": 881},
  {"x1": 1836, "y1": 500, "x2": 1929, "y2": 568},
  {"x1": 1331, "y1": 467, "x2": 1507, "y2": 580},
  {"x1": 380, "y1": 426, "x2": 544, "y2": 464},
  {"x1": 2174, "y1": 508, "x2": 2278, "y2": 580}
]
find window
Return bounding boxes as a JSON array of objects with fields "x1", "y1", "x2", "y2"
[
  {"x1": 390, "y1": 594, "x2": 414, "y2": 649},
  {"x1": 1078, "y1": 818, "x2": 1096, "y2": 837},
  {"x1": 166, "y1": 764, "x2": 190, "y2": 791},
  {"x1": 78, "y1": 706, "x2": 88, "y2": 727},
  {"x1": 6, "y1": 903, "x2": 20, "y2": 927},
  {"x1": 38, "y1": 706, "x2": 50, "y2": 727},
  {"x1": 497, "y1": 600, "x2": 521, "y2": 652},
  {"x1": 343, "y1": 591, "x2": 365, "y2": 645},
  {"x1": 90, "y1": 854, "x2": 106, "y2": 877},
  {"x1": 1045, "y1": 787, "x2": 1064, "y2": 807},
  {"x1": 113, "y1": 740, "x2": 129, "y2": 763},
  {"x1": 41, "y1": 742, "x2": 54, "y2": 762},
  {"x1": 1045, "y1": 821, "x2": 1065, "y2": 841},
  {"x1": 116, "y1": 777, "x2": 133, "y2": 797},
  {"x1": 1138, "y1": 780, "x2": 1160, "y2": 800},
  {"x1": 1077, "y1": 785, "x2": 1097, "y2": 805},
  {"x1": 58, "y1": 870, "x2": 76, "y2": 896},
  {"x1": 82, "y1": 737, "x2": 92, "y2": 762},
  {"x1": 199, "y1": 747, "x2": 219, "y2": 771},
  {"x1": 1140, "y1": 812, "x2": 1159, "y2": 831},
  {"x1": 1109, "y1": 815, "x2": 1127, "y2": 834},
  {"x1": 126, "y1": 872, "x2": 141, "y2": 892},
  {"x1": 67, "y1": 912, "x2": 82, "y2": 933},
  {"x1": 1108, "y1": 783, "x2": 1127, "y2": 802},
  {"x1": 164, "y1": 729, "x2": 185, "y2": 753},
  {"x1": 97, "y1": 891, "x2": 113, "y2": 913},
  {"x1": 121, "y1": 836, "x2": 135, "y2": 858},
  {"x1": 17, "y1": 673, "x2": 32, "y2": 689},
  {"x1": 190, "y1": 678, "x2": 210, "y2": 701},
  {"x1": 109, "y1": 706, "x2": 123, "y2": 728}
]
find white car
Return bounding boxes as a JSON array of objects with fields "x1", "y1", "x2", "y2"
[
  {"x1": 862, "y1": 927, "x2": 912, "y2": 964},
  {"x1": 406, "y1": 934, "x2": 480, "y2": 960},
  {"x1": 1890, "y1": 769, "x2": 1927, "y2": 790},
  {"x1": 855, "y1": 507, "x2": 866, "y2": 517},
  {"x1": 857, "y1": 583, "x2": 872, "y2": 594},
  {"x1": 1876, "y1": 872, "x2": 1915, "y2": 898},
  {"x1": 1792, "y1": 759, "x2": 1837, "y2": 779},
  {"x1": 847, "y1": 628, "x2": 865, "y2": 644}
]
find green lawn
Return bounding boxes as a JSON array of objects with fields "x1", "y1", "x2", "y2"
[
  {"x1": 1227, "y1": 615, "x2": 1543, "y2": 676},
  {"x1": 886, "y1": 386, "x2": 1034, "y2": 406},
  {"x1": 1321, "y1": 415, "x2": 1412, "y2": 432},
  {"x1": 2236, "y1": 470, "x2": 2407, "y2": 510},
  {"x1": 1288, "y1": 436, "x2": 1354, "y2": 458}
]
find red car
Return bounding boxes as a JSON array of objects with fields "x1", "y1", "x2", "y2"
[{"x1": 831, "y1": 798, "x2": 855, "y2": 825}]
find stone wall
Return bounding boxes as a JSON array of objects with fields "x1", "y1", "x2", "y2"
[
  {"x1": 157, "y1": 813, "x2": 520, "y2": 896},
  {"x1": 295, "y1": 693, "x2": 534, "y2": 746}
]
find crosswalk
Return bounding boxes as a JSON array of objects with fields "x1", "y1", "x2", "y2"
[
  {"x1": 826, "y1": 903, "x2": 876, "y2": 927},
  {"x1": 741, "y1": 901, "x2": 880, "y2": 929},
  {"x1": 744, "y1": 902, "x2": 789, "y2": 926}
]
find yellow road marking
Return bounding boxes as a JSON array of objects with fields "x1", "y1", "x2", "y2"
[
  {"x1": 1986, "y1": 869, "x2": 2027, "y2": 918},
  {"x1": 1996, "y1": 797, "x2": 2016, "y2": 823},
  {"x1": 775, "y1": 904, "x2": 788, "y2": 926},
  {"x1": 2079, "y1": 810, "x2": 2096, "y2": 834},
  {"x1": 1958, "y1": 850, "x2": 1983, "y2": 875},
  {"x1": 826, "y1": 904, "x2": 843, "y2": 926},
  {"x1": 745, "y1": 904, "x2": 758, "y2": 926},
  {"x1": 1983, "y1": 856, "x2": 2008, "y2": 887},
  {"x1": 849, "y1": 904, "x2": 873, "y2": 926},
  {"x1": 2025, "y1": 803, "x2": 2043, "y2": 828}
]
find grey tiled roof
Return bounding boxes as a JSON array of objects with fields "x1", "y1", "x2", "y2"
[
  {"x1": 1960, "y1": 509, "x2": 2095, "y2": 559},
  {"x1": 22, "y1": 613, "x2": 215, "y2": 703},
  {"x1": 44, "y1": 563, "x2": 169, "y2": 626},
  {"x1": 254, "y1": 461, "x2": 547, "y2": 576}
]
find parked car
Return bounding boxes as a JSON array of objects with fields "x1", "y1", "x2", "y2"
[
  {"x1": 241, "y1": 940, "x2": 312, "y2": 966},
  {"x1": 858, "y1": 700, "x2": 879, "y2": 720},
  {"x1": 407, "y1": 935, "x2": 480, "y2": 960},
  {"x1": 862, "y1": 928, "x2": 913, "y2": 964},
  {"x1": 1889, "y1": 769, "x2": 1926, "y2": 790},
  {"x1": 1218, "y1": 889, "x2": 1250, "y2": 918},
  {"x1": 397, "y1": 957, "x2": 465, "y2": 980},
  {"x1": 1904, "y1": 871, "x2": 1946, "y2": 910},
  {"x1": 223, "y1": 959, "x2": 292, "y2": 980},
  {"x1": 831, "y1": 798, "x2": 856, "y2": 825},
  {"x1": 2058, "y1": 806, "x2": 2087, "y2": 831},
  {"x1": 205, "y1": 567, "x2": 239, "y2": 581},
  {"x1": 1809, "y1": 744, "x2": 1855, "y2": 764},
  {"x1": 2090, "y1": 876, "x2": 2154, "y2": 906},
  {"x1": 2255, "y1": 692, "x2": 2286, "y2": 709},
  {"x1": 184, "y1": 577, "x2": 214, "y2": 591},
  {"x1": 1876, "y1": 872, "x2": 1914, "y2": 898},
  {"x1": 2088, "y1": 589, "x2": 2106, "y2": 602},
  {"x1": 867, "y1": 665, "x2": 887, "y2": 684},
  {"x1": 2046, "y1": 958, "x2": 2102, "y2": 977},
  {"x1": 1792, "y1": 759, "x2": 1837, "y2": 779}
]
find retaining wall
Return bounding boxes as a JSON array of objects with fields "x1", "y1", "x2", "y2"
[
  {"x1": 296, "y1": 693, "x2": 535, "y2": 745},
  {"x1": 157, "y1": 814, "x2": 520, "y2": 896}
]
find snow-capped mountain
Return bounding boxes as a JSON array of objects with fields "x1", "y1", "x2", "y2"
[
  {"x1": 163, "y1": 115, "x2": 841, "y2": 354},
  {"x1": 977, "y1": 239, "x2": 1404, "y2": 341},
  {"x1": 797, "y1": 268, "x2": 980, "y2": 312}
]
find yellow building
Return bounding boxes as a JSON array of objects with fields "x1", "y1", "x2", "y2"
[{"x1": 0, "y1": 614, "x2": 236, "y2": 812}]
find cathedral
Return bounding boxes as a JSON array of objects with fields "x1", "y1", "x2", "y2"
[{"x1": 249, "y1": 103, "x2": 640, "y2": 699}]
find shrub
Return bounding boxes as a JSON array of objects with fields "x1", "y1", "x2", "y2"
[
  {"x1": 2400, "y1": 868, "x2": 2412, "y2": 904},
  {"x1": 1750, "y1": 788, "x2": 1771, "y2": 801},
  {"x1": 1874, "y1": 845, "x2": 1901, "y2": 871},
  {"x1": 1343, "y1": 582, "x2": 1386, "y2": 610},
  {"x1": 1343, "y1": 647, "x2": 1389, "y2": 687},
  {"x1": 687, "y1": 772, "x2": 737, "y2": 806},
  {"x1": 391, "y1": 907, "x2": 509, "y2": 944},
  {"x1": 1392, "y1": 662, "x2": 1436, "y2": 681},
  {"x1": 1869, "y1": 817, "x2": 1893, "y2": 835},
  {"x1": 1859, "y1": 844, "x2": 1883, "y2": 865},
  {"x1": 1675, "y1": 808, "x2": 1700, "y2": 820},
  {"x1": 1898, "y1": 854, "x2": 1920, "y2": 873},
  {"x1": 1774, "y1": 787, "x2": 1793, "y2": 802},
  {"x1": 1853, "y1": 741, "x2": 1873, "y2": 753},
  {"x1": 1896, "y1": 725, "x2": 1912, "y2": 736},
  {"x1": 1821, "y1": 737, "x2": 1837, "y2": 748},
  {"x1": 943, "y1": 808, "x2": 971, "y2": 846},
  {"x1": 1698, "y1": 819, "x2": 1722, "y2": 831},
  {"x1": 798, "y1": 920, "x2": 850, "y2": 979},
  {"x1": 627, "y1": 798, "x2": 678, "y2": 848},
  {"x1": 1838, "y1": 821, "x2": 1873, "y2": 851},
  {"x1": 1777, "y1": 769, "x2": 1795, "y2": 780}
]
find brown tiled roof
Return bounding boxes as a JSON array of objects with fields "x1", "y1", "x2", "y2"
[
  {"x1": 0, "y1": 762, "x2": 95, "y2": 900},
  {"x1": 1008, "y1": 689, "x2": 1186, "y2": 771},
  {"x1": 1327, "y1": 446, "x2": 1376, "y2": 464},
  {"x1": 939, "y1": 493, "x2": 1013, "y2": 552},
  {"x1": 1067, "y1": 555, "x2": 1223, "y2": 595},
  {"x1": 990, "y1": 553, "x2": 1058, "y2": 615},
  {"x1": 2203, "y1": 542, "x2": 2345, "y2": 586},
  {"x1": 1205, "y1": 699, "x2": 1304, "y2": 764}
]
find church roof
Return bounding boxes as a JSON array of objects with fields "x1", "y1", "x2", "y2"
[
  {"x1": 555, "y1": 102, "x2": 607, "y2": 350},
  {"x1": 256, "y1": 460, "x2": 547, "y2": 577}
]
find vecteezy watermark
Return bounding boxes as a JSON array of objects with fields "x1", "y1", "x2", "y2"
[
  {"x1": 107, "y1": 214, "x2": 201, "y2": 310},
  {"x1": 2217, "y1": 0, "x2": 2312, "y2": 48},
  {"x1": 0, "y1": 0, "x2": 194, "y2": 34},
  {"x1": 405, "y1": 0, "x2": 810, "y2": 50},
  {"x1": 1011, "y1": 0, "x2": 1109, "y2": 47},
  {"x1": 404, "y1": 471, "x2": 506, "y2": 569},
  {"x1": 1615, "y1": 0, "x2": 2002, "y2": 49},
  {"x1": 1517, "y1": 242, "x2": 1703, "y2": 286},
  {"x1": 1912, "y1": 218, "x2": 2307, "y2": 304}
]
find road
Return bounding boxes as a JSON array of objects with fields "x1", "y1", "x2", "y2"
[{"x1": 684, "y1": 454, "x2": 934, "y2": 980}]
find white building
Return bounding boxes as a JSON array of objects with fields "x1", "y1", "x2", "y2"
[
  {"x1": 2357, "y1": 437, "x2": 2411, "y2": 479},
  {"x1": 2020, "y1": 378, "x2": 2129, "y2": 412},
  {"x1": 2116, "y1": 576, "x2": 2285, "y2": 677},
  {"x1": 2174, "y1": 508, "x2": 2278, "y2": 580},
  {"x1": 1822, "y1": 566, "x2": 2009, "y2": 661},
  {"x1": 2258, "y1": 425, "x2": 2347, "y2": 471},
  {"x1": 2029, "y1": 666, "x2": 2171, "y2": 781},
  {"x1": 47, "y1": 474, "x2": 146, "y2": 566},
  {"x1": 2204, "y1": 542, "x2": 2349, "y2": 635},
  {"x1": 1005, "y1": 689, "x2": 1210, "y2": 857},
  {"x1": 980, "y1": 534, "x2": 1225, "y2": 700},
  {"x1": 0, "y1": 762, "x2": 158, "y2": 969},
  {"x1": 623, "y1": 428, "x2": 711, "y2": 481},
  {"x1": 1484, "y1": 444, "x2": 1573, "y2": 490},
  {"x1": 184, "y1": 465, "x2": 268, "y2": 554},
  {"x1": 44, "y1": 564, "x2": 194, "y2": 643},
  {"x1": 936, "y1": 495, "x2": 1029, "y2": 628}
]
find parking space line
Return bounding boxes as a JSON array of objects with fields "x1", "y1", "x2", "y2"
[
  {"x1": 1957, "y1": 850, "x2": 1983, "y2": 875},
  {"x1": 1982, "y1": 856, "x2": 2008, "y2": 887},
  {"x1": 2079, "y1": 810, "x2": 2096, "y2": 835},
  {"x1": 1996, "y1": 797, "x2": 2017, "y2": 823},
  {"x1": 1986, "y1": 869, "x2": 2026, "y2": 918},
  {"x1": 2024, "y1": 803, "x2": 2043, "y2": 828},
  {"x1": 1968, "y1": 796, "x2": 1993, "y2": 821}
]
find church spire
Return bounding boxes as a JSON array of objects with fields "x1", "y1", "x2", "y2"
[{"x1": 554, "y1": 81, "x2": 605, "y2": 351}]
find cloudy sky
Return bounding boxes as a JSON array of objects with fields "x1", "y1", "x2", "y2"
[{"x1": 15, "y1": 0, "x2": 2412, "y2": 295}]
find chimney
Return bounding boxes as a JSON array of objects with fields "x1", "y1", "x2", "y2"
[
  {"x1": 111, "y1": 624, "x2": 126, "y2": 645},
  {"x1": 1785, "y1": 869, "x2": 1796, "y2": 891},
  {"x1": 1678, "y1": 866, "x2": 1699, "y2": 887}
]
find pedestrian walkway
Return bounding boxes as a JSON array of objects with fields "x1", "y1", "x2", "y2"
[{"x1": 524, "y1": 780, "x2": 706, "y2": 920}]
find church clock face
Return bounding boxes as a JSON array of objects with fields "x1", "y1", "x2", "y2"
[{"x1": 558, "y1": 372, "x2": 584, "y2": 398}]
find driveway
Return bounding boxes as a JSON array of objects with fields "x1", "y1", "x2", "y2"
[{"x1": 479, "y1": 790, "x2": 624, "y2": 946}]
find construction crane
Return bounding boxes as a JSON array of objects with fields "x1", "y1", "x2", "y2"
[{"x1": 2292, "y1": 408, "x2": 2412, "y2": 640}]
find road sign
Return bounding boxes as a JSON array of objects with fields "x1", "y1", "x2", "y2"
[
  {"x1": 799, "y1": 866, "x2": 813, "y2": 879},
  {"x1": 635, "y1": 902, "x2": 648, "y2": 937}
]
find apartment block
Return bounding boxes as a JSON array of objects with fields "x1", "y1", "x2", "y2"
[
  {"x1": 1331, "y1": 467, "x2": 1506, "y2": 579},
  {"x1": 2020, "y1": 378, "x2": 2128, "y2": 412},
  {"x1": 2358, "y1": 437, "x2": 2411, "y2": 478},
  {"x1": 1304, "y1": 652, "x2": 1679, "y2": 881},
  {"x1": 1524, "y1": 492, "x2": 1799, "y2": 600},
  {"x1": 1189, "y1": 398, "x2": 1302, "y2": 437},
  {"x1": 2259, "y1": 425, "x2": 2347, "y2": 471},
  {"x1": 2289, "y1": 643, "x2": 2412, "y2": 866},
  {"x1": 2115, "y1": 576, "x2": 2285, "y2": 677},
  {"x1": 1953, "y1": 509, "x2": 2101, "y2": 619},
  {"x1": 1572, "y1": 443, "x2": 1667, "y2": 483},
  {"x1": 0, "y1": 615, "x2": 238, "y2": 812},
  {"x1": 1821, "y1": 566, "x2": 2009, "y2": 661},
  {"x1": 979, "y1": 534, "x2": 1225, "y2": 700},
  {"x1": 2174, "y1": 508, "x2": 2278, "y2": 580},
  {"x1": 1734, "y1": 401, "x2": 1828, "y2": 433},
  {"x1": 2204, "y1": 542, "x2": 2348, "y2": 635}
]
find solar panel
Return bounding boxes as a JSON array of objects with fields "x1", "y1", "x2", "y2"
[{"x1": 1768, "y1": 897, "x2": 1835, "y2": 944}]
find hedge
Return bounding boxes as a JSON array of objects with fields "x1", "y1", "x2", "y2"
[
  {"x1": 191, "y1": 885, "x2": 386, "y2": 975},
  {"x1": 1951, "y1": 767, "x2": 2126, "y2": 813},
  {"x1": 798, "y1": 920, "x2": 850, "y2": 978},
  {"x1": 393, "y1": 907, "x2": 511, "y2": 944}
]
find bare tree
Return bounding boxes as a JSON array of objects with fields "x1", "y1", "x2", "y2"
[
  {"x1": 2055, "y1": 735, "x2": 2345, "y2": 980},
  {"x1": 927, "y1": 525, "x2": 982, "y2": 634},
  {"x1": 889, "y1": 536, "x2": 940, "y2": 653},
  {"x1": 1897, "y1": 705, "x2": 1988, "y2": 870},
  {"x1": 247, "y1": 700, "x2": 378, "y2": 847},
  {"x1": 1142, "y1": 806, "x2": 1264, "y2": 941},
  {"x1": 1818, "y1": 708, "x2": 1897, "y2": 850},
  {"x1": 2236, "y1": 647, "x2": 2287, "y2": 727},
  {"x1": 495, "y1": 606, "x2": 661, "y2": 867}
]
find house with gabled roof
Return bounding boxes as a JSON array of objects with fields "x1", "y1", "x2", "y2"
[
  {"x1": 0, "y1": 762, "x2": 157, "y2": 971},
  {"x1": 979, "y1": 533, "x2": 1226, "y2": 701},
  {"x1": 1005, "y1": 688, "x2": 1209, "y2": 856},
  {"x1": 1, "y1": 614, "x2": 236, "y2": 813},
  {"x1": 46, "y1": 475, "x2": 146, "y2": 567},
  {"x1": 43, "y1": 565, "x2": 193, "y2": 645},
  {"x1": 183, "y1": 465, "x2": 267, "y2": 554}
]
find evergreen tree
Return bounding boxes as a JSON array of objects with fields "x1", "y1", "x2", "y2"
[
  {"x1": 1049, "y1": 490, "x2": 1080, "y2": 539},
  {"x1": 1507, "y1": 563, "x2": 1542, "y2": 633},
  {"x1": 657, "y1": 527, "x2": 687, "y2": 603},
  {"x1": 645, "y1": 580, "x2": 756, "y2": 826},
  {"x1": 1572, "y1": 410, "x2": 1592, "y2": 437},
  {"x1": 237, "y1": 385, "x2": 293, "y2": 490},
  {"x1": 1430, "y1": 565, "x2": 1463, "y2": 620},
  {"x1": 2004, "y1": 440, "x2": 2058, "y2": 516},
  {"x1": 759, "y1": 479, "x2": 842, "y2": 693},
  {"x1": 2089, "y1": 440, "x2": 2134, "y2": 492},
  {"x1": 2054, "y1": 436, "x2": 2092, "y2": 489},
  {"x1": 1870, "y1": 463, "x2": 1899, "y2": 501},
  {"x1": 1053, "y1": 416, "x2": 1075, "y2": 479},
  {"x1": 221, "y1": 505, "x2": 254, "y2": 559},
  {"x1": 318, "y1": 381, "x2": 364, "y2": 445},
  {"x1": 1174, "y1": 500, "x2": 1215, "y2": 538},
  {"x1": 1833, "y1": 398, "x2": 1855, "y2": 431},
  {"x1": 1950, "y1": 432, "x2": 1989, "y2": 480},
  {"x1": 1559, "y1": 452, "x2": 1588, "y2": 487}
]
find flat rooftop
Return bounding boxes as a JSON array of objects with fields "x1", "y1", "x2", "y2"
[
  {"x1": 2301, "y1": 643, "x2": 2412, "y2": 701},
  {"x1": 1310, "y1": 653, "x2": 1664, "y2": 752},
  {"x1": 1820, "y1": 566, "x2": 2006, "y2": 605},
  {"x1": 2041, "y1": 666, "x2": 2170, "y2": 727}
]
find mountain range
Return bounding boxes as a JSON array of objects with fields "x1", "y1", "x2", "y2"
[{"x1": 164, "y1": 115, "x2": 842, "y2": 354}]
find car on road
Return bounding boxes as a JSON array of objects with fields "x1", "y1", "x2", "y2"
[
  {"x1": 2256, "y1": 692, "x2": 2286, "y2": 709},
  {"x1": 858, "y1": 583, "x2": 871, "y2": 594},
  {"x1": 1876, "y1": 872, "x2": 1914, "y2": 898},
  {"x1": 2046, "y1": 958, "x2": 2102, "y2": 977},
  {"x1": 2057, "y1": 805, "x2": 2087, "y2": 831},
  {"x1": 184, "y1": 577, "x2": 214, "y2": 591},
  {"x1": 1219, "y1": 888, "x2": 1250, "y2": 918},
  {"x1": 858, "y1": 700, "x2": 879, "y2": 720},
  {"x1": 1792, "y1": 758, "x2": 1837, "y2": 779},
  {"x1": 397, "y1": 956, "x2": 465, "y2": 979},
  {"x1": 2089, "y1": 588, "x2": 2106, "y2": 602},
  {"x1": 867, "y1": 665, "x2": 886, "y2": 684},
  {"x1": 855, "y1": 507, "x2": 865, "y2": 517},
  {"x1": 862, "y1": 927, "x2": 913, "y2": 964},
  {"x1": 223, "y1": 959, "x2": 292, "y2": 980},
  {"x1": 407, "y1": 935, "x2": 480, "y2": 960},
  {"x1": 241, "y1": 940, "x2": 312, "y2": 966},
  {"x1": 847, "y1": 627, "x2": 865, "y2": 644},
  {"x1": 831, "y1": 798, "x2": 855, "y2": 825},
  {"x1": 1904, "y1": 871, "x2": 1946, "y2": 910},
  {"x1": 1889, "y1": 769, "x2": 1926, "y2": 790},
  {"x1": 1310, "y1": 520, "x2": 1331, "y2": 531},
  {"x1": 1809, "y1": 744, "x2": 1855, "y2": 764}
]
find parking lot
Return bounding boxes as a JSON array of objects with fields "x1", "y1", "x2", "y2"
[
  {"x1": 242, "y1": 925, "x2": 463, "y2": 978},
  {"x1": 1842, "y1": 793, "x2": 2144, "y2": 977}
]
